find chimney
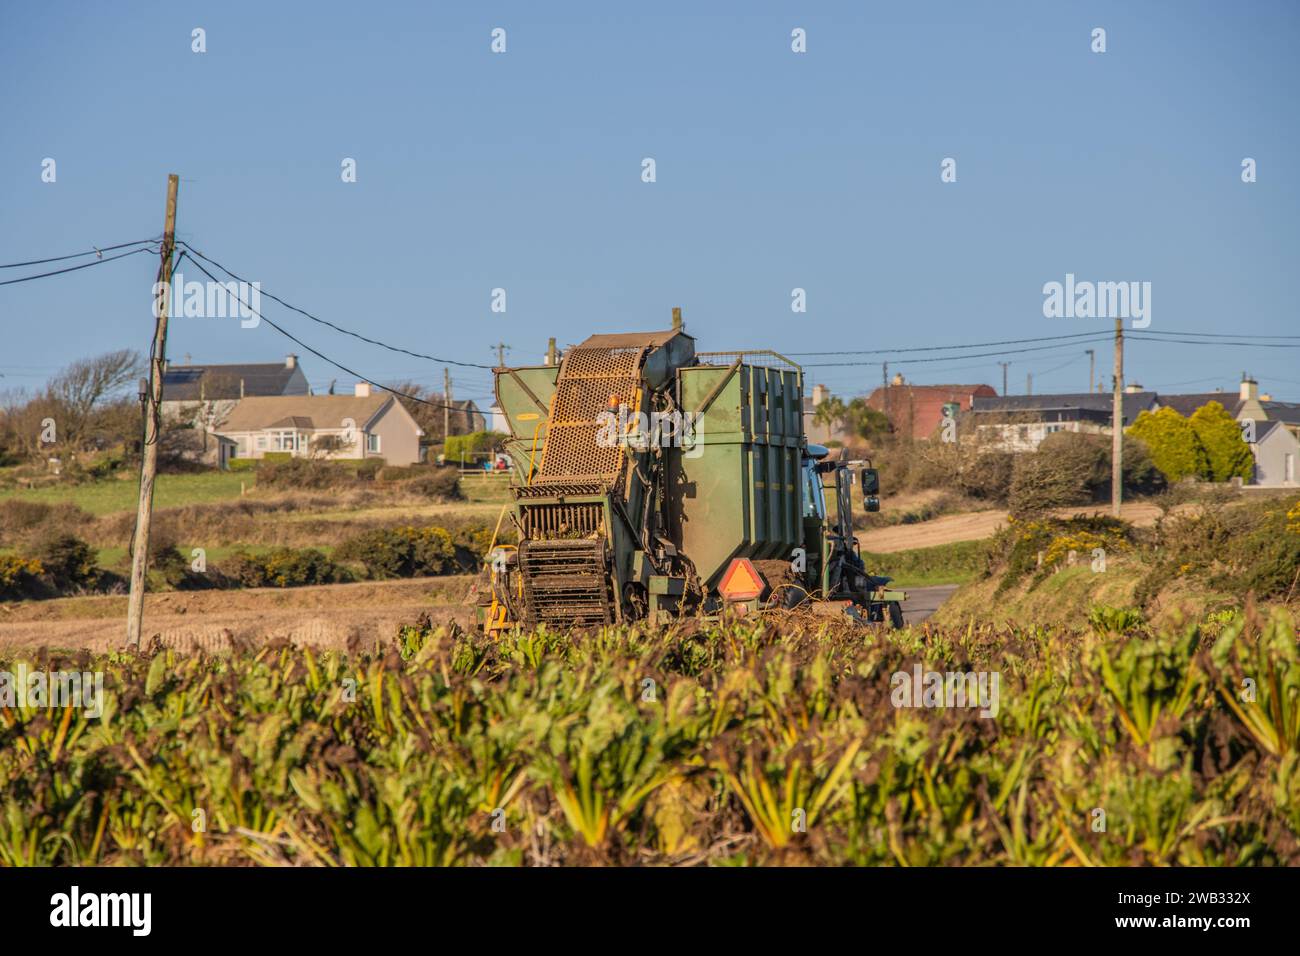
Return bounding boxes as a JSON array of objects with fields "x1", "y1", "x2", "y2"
[
  {"x1": 891, "y1": 372, "x2": 905, "y2": 387},
  {"x1": 1125, "y1": 383, "x2": 1143, "y2": 394},
  {"x1": 672, "y1": 307, "x2": 682, "y2": 331},
  {"x1": 1261, "y1": 392, "x2": 1272, "y2": 402},
  {"x1": 355, "y1": 382, "x2": 372, "y2": 398},
  {"x1": 1240, "y1": 373, "x2": 1258, "y2": 402},
  {"x1": 812, "y1": 384, "x2": 828, "y2": 406},
  {"x1": 286, "y1": 354, "x2": 298, "y2": 369},
  {"x1": 546, "y1": 337, "x2": 557, "y2": 366}
]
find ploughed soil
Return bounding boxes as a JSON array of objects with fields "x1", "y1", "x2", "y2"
[{"x1": 0, "y1": 577, "x2": 477, "y2": 653}]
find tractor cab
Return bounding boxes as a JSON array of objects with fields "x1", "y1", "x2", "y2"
[{"x1": 800, "y1": 444, "x2": 904, "y2": 626}]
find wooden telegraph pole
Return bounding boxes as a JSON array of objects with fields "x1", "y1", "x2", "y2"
[
  {"x1": 443, "y1": 367, "x2": 452, "y2": 446},
  {"x1": 126, "y1": 174, "x2": 179, "y2": 648},
  {"x1": 1086, "y1": 349, "x2": 1095, "y2": 394},
  {"x1": 1111, "y1": 317, "x2": 1123, "y2": 518}
]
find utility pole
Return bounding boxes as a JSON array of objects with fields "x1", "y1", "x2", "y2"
[
  {"x1": 126, "y1": 173, "x2": 179, "y2": 649},
  {"x1": 999, "y1": 361, "x2": 1009, "y2": 397},
  {"x1": 882, "y1": 362, "x2": 889, "y2": 422},
  {"x1": 1111, "y1": 317, "x2": 1124, "y2": 518},
  {"x1": 493, "y1": 341, "x2": 511, "y2": 367},
  {"x1": 1026, "y1": 373, "x2": 1032, "y2": 396},
  {"x1": 443, "y1": 367, "x2": 452, "y2": 444},
  {"x1": 1085, "y1": 349, "x2": 1095, "y2": 394}
]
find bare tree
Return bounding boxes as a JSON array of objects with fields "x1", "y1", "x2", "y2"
[
  {"x1": 49, "y1": 349, "x2": 143, "y2": 448},
  {"x1": 387, "y1": 380, "x2": 447, "y2": 442}
]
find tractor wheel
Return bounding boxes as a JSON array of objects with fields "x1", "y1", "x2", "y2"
[{"x1": 888, "y1": 601, "x2": 905, "y2": 629}]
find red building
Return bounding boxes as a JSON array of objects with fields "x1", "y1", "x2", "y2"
[{"x1": 865, "y1": 377, "x2": 998, "y2": 440}]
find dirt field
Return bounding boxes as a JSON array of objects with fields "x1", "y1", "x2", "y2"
[
  {"x1": 858, "y1": 501, "x2": 1166, "y2": 553},
  {"x1": 0, "y1": 577, "x2": 477, "y2": 653}
]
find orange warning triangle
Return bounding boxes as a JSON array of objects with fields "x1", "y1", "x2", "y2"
[{"x1": 719, "y1": 558, "x2": 766, "y2": 602}]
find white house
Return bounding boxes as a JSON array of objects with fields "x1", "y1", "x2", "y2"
[
  {"x1": 1249, "y1": 421, "x2": 1299, "y2": 487},
  {"x1": 214, "y1": 384, "x2": 424, "y2": 465}
]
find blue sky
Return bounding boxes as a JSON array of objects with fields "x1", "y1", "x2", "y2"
[{"x1": 2, "y1": 0, "x2": 1298, "y2": 405}]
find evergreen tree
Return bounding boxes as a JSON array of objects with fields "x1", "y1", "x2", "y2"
[
  {"x1": 1189, "y1": 401, "x2": 1254, "y2": 482},
  {"x1": 1126, "y1": 407, "x2": 1209, "y2": 482}
]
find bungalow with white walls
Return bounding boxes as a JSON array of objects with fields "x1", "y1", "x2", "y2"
[
  {"x1": 1249, "y1": 421, "x2": 1300, "y2": 487},
  {"x1": 214, "y1": 383, "x2": 424, "y2": 465}
]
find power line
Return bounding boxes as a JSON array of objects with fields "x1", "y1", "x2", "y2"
[
  {"x1": 1030, "y1": 352, "x2": 1088, "y2": 379},
  {"x1": 1136, "y1": 329, "x2": 1300, "y2": 341},
  {"x1": 177, "y1": 242, "x2": 494, "y2": 370},
  {"x1": 787, "y1": 330, "x2": 1104, "y2": 357},
  {"x1": 1128, "y1": 335, "x2": 1300, "y2": 349},
  {"x1": 185, "y1": 256, "x2": 481, "y2": 414},
  {"x1": 0, "y1": 244, "x2": 157, "y2": 287},
  {"x1": 801, "y1": 335, "x2": 1114, "y2": 367},
  {"x1": 0, "y1": 238, "x2": 158, "y2": 269}
]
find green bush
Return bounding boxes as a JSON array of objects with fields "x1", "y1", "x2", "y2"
[
  {"x1": 223, "y1": 547, "x2": 349, "y2": 588},
  {"x1": 445, "y1": 431, "x2": 505, "y2": 463},
  {"x1": 0, "y1": 499, "x2": 94, "y2": 548},
  {"x1": 0, "y1": 555, "x2": 45, "y2": 599},
  {"x1": 993, "y1": 514, "x2": 1133, "y2": 592},
  {"x1": 405, "y1": 467, "x2": 461, "y2": 499},
  {"x1": 1127, "y1": 407, "x2": 1209, "y2": 482},
  {"x1": 1189, "y1": 401, "x2": 1253, "y2": 482},
  {"x1": 256, "y1": 458, "x2": 356, "y2": 490},
  {"x1": 1007, "y1": 448, "x2": 1093, "y2": 517},
  {"x1": 960, "y1": 451, "x2": 1015, "y2": 503},
  {"x1": 31, "y1": 533, "x2": 99, "y2": 590},
  {"x1": 149, "y1": 538, "x2": 199, "y2": 590},
  {"x1": 336, "y1": 526, "x2": 458, "y2": 579},
  {"x1": 228, "y1": 458, "x2": 257, "y2": 472}
]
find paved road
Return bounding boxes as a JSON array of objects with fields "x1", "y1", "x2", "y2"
[
  {"x1": 859, "y1": 502, "x2": 1165, "y2": 554},
  {"x1": 899, "y1": 584, "x2": 960, "y2": 626}
]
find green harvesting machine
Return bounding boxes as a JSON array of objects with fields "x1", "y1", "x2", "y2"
[{"x1": 479, "y1": 322, "x2": 906, "y2": 633}]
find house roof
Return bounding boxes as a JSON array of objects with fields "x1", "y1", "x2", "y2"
[
  {"x1": 162, "y1": 362, "x2": 307, "y2": 401},
  {"x1": 217, "y1": 394, "x2": 390, "y2": 432},
  {"x1": 1255, "y1": 420, "x2": 1284, "y2": 441},
  {"x1": 1262, "y1": 401, "x2": 1300, "y2": 425},
  {"x1": 1157, "y1": 392, "x2": 1243, "y2": 417},
  {"x1": 266, "y1": 416, "x2": 316, "y2": 430},
  {"x1": 971, "y1": 391, "x2": 1158, "y2": 425}
]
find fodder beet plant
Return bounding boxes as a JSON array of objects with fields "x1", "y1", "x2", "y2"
[{"x1": 1, "y1": 607, "x2": 1298, "y2": 866}]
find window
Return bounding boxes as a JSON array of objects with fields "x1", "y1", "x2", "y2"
[
  {"x1": 366, "y1": 433, "x2": 381, "y2": 454},
  {"x1": 255, "y1": 435, "x2": 267, "y2": 451},
  {"x1": 801, "y1": 460, "x2": 826, "y2": 520},
  {"x1": 270, "y1": 430, "x2": 297, "y2": 452}
]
